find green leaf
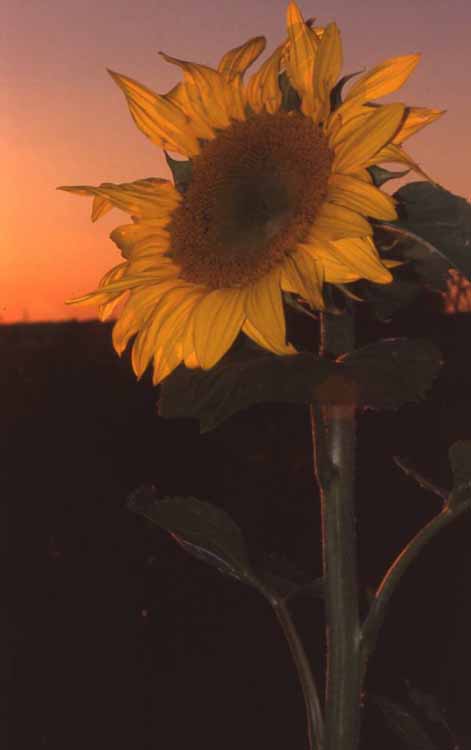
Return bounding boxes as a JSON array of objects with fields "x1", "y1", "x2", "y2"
[
  {"x1": 373, "y1": 695, "x2": 439, "y2": 750},
  {"x1": 367, "y1": 164, "x2": 411, "y2": 187},
  {"x1": 353, "y1": 276, "x2": 422, "y2": 322},
  {"x1": 158, "y1": 333, "x2": 338, "y2": 433},
  {"x1": 339, "y1": 338, "x2": 443, "y2": 411},
  {"x1": 378, "y1": 182, "x2": 471, "y2": 291},
  {"x1": 164, "y1": 151, "x2": 193, "y2": 194},
  {"x1": 127, "y1": 487, "x2": 256, "y2": 584}
]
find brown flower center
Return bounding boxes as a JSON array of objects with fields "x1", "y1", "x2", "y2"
[{"x1": 168, "y1": 111, "x2": 333, "y2": 289}]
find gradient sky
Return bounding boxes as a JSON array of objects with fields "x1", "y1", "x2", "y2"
[{"x1": 4, "y1": 0, "x2": 471, "y2": 322}]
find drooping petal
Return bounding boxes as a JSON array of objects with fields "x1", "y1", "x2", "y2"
[
  {"x1": 152, "y1": 292, "x2": 205, "y2": 384},
  {"x1": 332, "y1": 102, "x2": 405, "y2": 173},
  {"x1": 159, "y1": 52, "x2": 232, "y2": 130},
  {"x1": 309, "y1": 201, "x2": 373, "y2": 241},
  {"x1": 318, "y1": 236, "x2": 393, "y2": 283},
  {"x1": 131, "y1": 283, "x2": 195, "y2": 378},
  {"x1": 58, "y1": 178, "x2": 181, "y2": 223},
  {"x1": 192, "y1": 288, "x2": 246, "y2": 369},
  {"x1": 107, "y1": 69, "x2": 200, "y2": 156},
  {"x1": 245, "y1": 268, "x2": 289, "y2": 352},
  {"x1": 301, "y1": 241, "x2": 360, "y2": 284},
  {"x1": 242, "y1": 319, "x2": 297, "y2": 355},
  {"x1": 326, "y1": 173, "x2": 398, "y2": 221},
  {"x1": 281, "y1": 251, "x2": 325, "y2": 310},
  {"x1": 218, "y1": 36, "x2": 267, "y2": 82},
  {"x1": 112, "y1": 283, "x2": 171, "y2": 356},
  {"x1": 245, "y1": 44, "x2": 284, "y2": 114}
]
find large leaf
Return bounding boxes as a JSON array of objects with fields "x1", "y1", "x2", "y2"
[
  {"x1": 339, "y1": 338, "x2": 442, "y2": 411},
  {"x1": 128, "y1": 486, "x2": 256, "y2": 584},
  {"x1": 158, "y1": 334, "x2": 338, "y2": 433},
  {"x1": 375, "y1": 182, "x2": 471, "y2": 291}
]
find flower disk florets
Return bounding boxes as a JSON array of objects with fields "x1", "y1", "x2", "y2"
[{"x1": 169, "y1": 111, "x2": 333, "y2": 289}]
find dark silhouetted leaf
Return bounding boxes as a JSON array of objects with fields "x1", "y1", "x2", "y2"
[
  {"x1": 164, "y1": 151, "x2": 192, "y2": 194},
  {"x1": 373, "y1": 695, "x2": 438, "y2": 750},
  {"x1": 376, "y1": 182, "x2": 471, "y2": 291},
  {"x1": 354, "y1": 276, "x2": 422, "y2": 322},
  {"x1": 367, "y1": 164, "x2": 411, "y2": 187},
  {"x1": 339, "y1": 338, "x2": 442, "y2": 411},
  {"x1": 158, "y1": 334, "x2": 338, "y2": 433},
  {"x1": 128, "y1": 486, "x2": 256, "y2": 583}
]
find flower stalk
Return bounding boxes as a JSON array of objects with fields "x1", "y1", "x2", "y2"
[{"x1": 310, "y1": 308, "x2": 362, "y2": 750}]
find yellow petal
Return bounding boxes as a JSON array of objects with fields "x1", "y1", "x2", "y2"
[
  {"x1": 152, "y1": 292, "x2": 205, "y2": 384},
  {"x1": 285, "y1": 1, "x2": 318, "y2": 102},
  {"x1": 218, "y1": 36, "x2": 266, "y2": 82},
  {"x1": 107, "y1": 69, "x2": 200, "y2": 156},
  {"x1": 164, "y1": 82, "x2": 216, "y2": 140},
  {"x1": 110, "y1": 222, "x2": 171, "y2": 259},
  {"x1": 221, "y1": 73, "x2": 247, "y2": 123},
  {"x1": 365, "y1": 142, "x2": 441, "y2": 185},
  {"x1": 309, "y1": 201, "x2": 373, "y2": 241},
  {"x1": 319, "y1": 236, "x2": 393, "y2": 283},
  {"x1": 159, "y1": 52, "x2": 232, "y2": 130},
  {"x1": 98, "y1": 292, "x2": 128, "y2": 322},
  {"x1": 242, "y1": 318, "x2": 297, "y2": 355},
  {"x1": 327, "y1": 106, "x2": 373, "y2": 150},
  {"x1": 326, "y1": 173, "x2": 398, "y2": 221},
  {"x1": 341, "y1": 53, "x2": 421, "y2": 112},
  {"x1": 131, "y1": 283, "x2": 195, "y2": 378},
  {"x1": 332, "y1": 102, "x2": 405, "y2": 173},
  {"x1": 58, "y1": 178, "x2": 180, "y2": 223},
  {"x1": 112, "y1": 284, "x2": 168, "y2": 356},
  {"x1": 96, "y1": 262, "x2": 129, "y2": 321},
  {"x1": 67, "y1": 262, "x2": 179, "y2": 306},
  {"x1": 245, "y1": 268, "x2": 289, "y2": 352},
  {"x1": 301, "y1": 242, "x2": 360, "y2": 283},
  {"x1": 193, "y1": 288, "x2": 246, "y2": 369},
  {"x1": 312, "y1": 22, "x2": 343, "y2": 124},
  {"x1": 245, "y1": 44, "x2": 284, "y2": 114},
  {"x1": 392, "y1": 106, "x2": 446, "y2": 145},
  {"x1": 281, "y1": 250, "x2": 325, "y2": 310}
]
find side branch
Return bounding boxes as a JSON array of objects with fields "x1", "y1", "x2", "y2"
[{"x1": 360, "y1": 495, "x2": 471, "y2": 671}]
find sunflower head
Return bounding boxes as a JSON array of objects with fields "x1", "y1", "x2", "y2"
[{"x1": 58, "y1": 0, "x2": 444, "y2": 384}]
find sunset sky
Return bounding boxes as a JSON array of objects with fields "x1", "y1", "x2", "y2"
[{"x1": 4, "y1": 0, "x2": 471, "y2": 323}]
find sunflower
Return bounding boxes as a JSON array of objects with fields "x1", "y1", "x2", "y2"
[{"x1": 58, "y1": 1, "x2": 444, "y2": 384}]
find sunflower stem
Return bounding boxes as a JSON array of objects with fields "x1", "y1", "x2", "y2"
[{"x1": 310, "y1": 307, "x2": 362, "y2": 750}]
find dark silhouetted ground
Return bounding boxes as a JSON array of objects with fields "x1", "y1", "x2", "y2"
[{"x1": 4, "y1": 295, "x2": 471, "y2": 749}]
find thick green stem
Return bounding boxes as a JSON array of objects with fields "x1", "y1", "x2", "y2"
[
  {"x1": 273, "y1": 599, "x2": 324, "y2": 750},
  {"x1": 310, "y1": 309, "x2": 362, "y2": 750}
]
